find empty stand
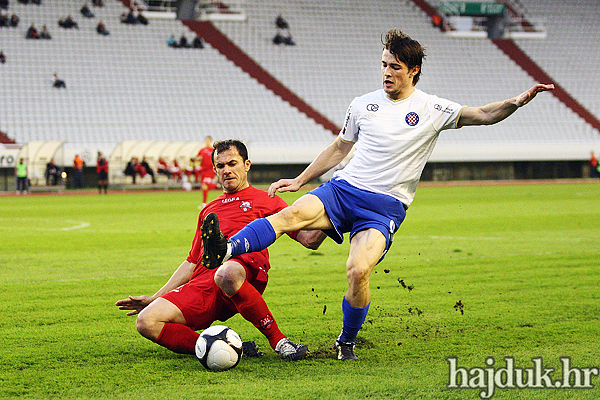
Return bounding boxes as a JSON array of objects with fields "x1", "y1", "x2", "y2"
[{"x1": 1, "y1": 0, "x2": 599, "y2": 164}]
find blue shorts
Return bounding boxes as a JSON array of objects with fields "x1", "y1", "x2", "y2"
[{"x1": 308, "y1": 178, "x2": 406, "y2": 263}]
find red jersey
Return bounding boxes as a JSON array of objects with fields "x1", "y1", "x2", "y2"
[
  {"x1": 96, "y1": 157, "x2": 108, "y2": 173},
  {"x1": 187, "y1": 186, "x2": 298, "y2": 279},
  {"x1": 197, "y1": 147, "x2": 214, "y2": 175}
]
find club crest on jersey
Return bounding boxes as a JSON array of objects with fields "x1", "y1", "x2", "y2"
[
  {"x1": 239, "y1": 200, "x2": 253, "y2": 211},
  {"x1": 405, "y1": 112, "x2": 419, "y2": 126}
]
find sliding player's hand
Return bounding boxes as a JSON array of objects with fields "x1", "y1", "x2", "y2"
[{"x1": 115, "y1": 295, "x2": 153, "y2": 316}]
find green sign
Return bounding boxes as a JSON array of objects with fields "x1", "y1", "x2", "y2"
[{"x1": 439, "y1": 2, "x2": 505, "y2": 16}]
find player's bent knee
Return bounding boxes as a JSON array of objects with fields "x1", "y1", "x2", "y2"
[
  {"x1": 214, "y1": 263, "x2": 246, "y2": 296},
  {"x1": 136, "y1": 310, "x2": 161, "y2": 341}
]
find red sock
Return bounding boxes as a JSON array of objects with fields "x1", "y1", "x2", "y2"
[
  {"x1": 155, "y1": 323, "x2": 199, "y2": 355},
  {"x1": 229, "y1": 280, "x2": 286, "y2": 349},
  {"x1": 203, "y1": 188, "x2": 208, "y2": 203}
]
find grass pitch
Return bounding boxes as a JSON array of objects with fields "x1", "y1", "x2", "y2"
[{"x1": 1, "y1": 182, "x2": 599, "y2": 399}]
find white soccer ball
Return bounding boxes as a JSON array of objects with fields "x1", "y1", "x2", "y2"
[{"x1": 195, "y1": 325, "x2": 243, "y2": 371}]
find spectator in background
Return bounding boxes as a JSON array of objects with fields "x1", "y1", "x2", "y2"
[
  {"x1": 179, "y1": 34, "x2": 190, "y2": 48},
  {"x1": 134, "y1": 160, "x2": 148, "y2": 181},
  {"x1": 40, "y1": 24, "x2": 51, "y2": 39},
  {"x1": 273, "y1": 14, "x2": 294, "y2": 46},
  {"x1": 97, "y1": 151, "x2": 108, "y2": 194},
  {"x1": 0, "y1": 0, "x2": 8, "y2": 11},
  {"x1": 58, "y1": 15, "x2": 79, "y2": 29},
  {"x1": 157, "y1": 157, "x2": 171, "y2": 178},
  {"x1": 92, "y1": 0, "x2": 103, "y2": 7},
  {"x1": 26, "y1": 23, "x2": 39, "y2": 39},
  {"x1": 53, "y1": 73, "x2": 66, "y2": 88},
  {"x1": 0, "y1": 50, "x2": 6, "y2": 64},
  {"x1": 45, "y1": 158, "x2": 60, "y2": 185},
  {"x1": 167, "y1": 34, "x2": 179, "y2": 48},
  {"x1": 72, "y1": 154, "x2": 85, "y2": 188},
  {"x1": 137, "y1": 12, "x2": 148, "y2": 25},
  {"x1": 192, "y1": 35, "x2": 204, "y2": 49},
  {"x1": 0, "y1": 11, "x2": 8, "y2": 27},
  {"x1": 140, "y1": 157, "x2": 156, "y2": 184},
  {"x1": 10, "y1": 13, "x2": 19, "y2": 27},
  {"x1": 124, "y1": 157, "x2": 138, "y2": 184},
  {"x1": 169, "y1": 159, "x2": 182, "y2": 182},
  {"x1": 120, "y1": 11, "x2": 136, "y2": 24},
  {"x1": 96, "y1": 20, "x2": 109, "y2": 35},
  {"x1": 81, "y1": 3, "x2": 94, "y2": 18},
  {"x1": 15, "y1": 158, "x2": 28, "y2": 195},
  {"x1": 590, "y1": 151, "x2": 599, "y2": 178}
]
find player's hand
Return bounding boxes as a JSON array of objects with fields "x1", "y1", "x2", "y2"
[
  {"x1": 268, "y1": 178, "x2": 302, "y2": 197},
  {"x1": 516, "y1": 83, "x2": 554, "y2": 107},
  {"x1": 115, "y1": 295, "x2": 153, "y2": 316}
]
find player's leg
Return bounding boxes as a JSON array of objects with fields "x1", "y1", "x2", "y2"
[
  {"x1": 201, "y1": 194, "x2": 331, "y2": 269},
  {"x1": 136, "y1": 297, "x2": 198, "y2": 354},
  {"x1": 215, "y1": 260, "x2": 308, "y2": 360},
  {"x1": 336, "y1": 228, "x2": 386, "y2": 360}
]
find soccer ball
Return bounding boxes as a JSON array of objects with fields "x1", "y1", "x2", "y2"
[{"x1": 195, "y1": 325, "x2": 243, "y2": 371}]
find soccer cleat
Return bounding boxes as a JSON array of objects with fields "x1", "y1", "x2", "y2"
[
  {"x1": 201, "y1": 213, "x2": 229, "y2": 269},
  {"x1": 242, "y1": 341, "x2": 264, "y2": 357},
  {"x1": 335, "y1": 340, "x2": 358, "y2": 361},
  {"x1": 275, "y1": 338, "x2": 309, "y2": 361}
]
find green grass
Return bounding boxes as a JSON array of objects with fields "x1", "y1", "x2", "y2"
[{"x1": 1, "y1": 182, "x2": 599, "y2": 399}]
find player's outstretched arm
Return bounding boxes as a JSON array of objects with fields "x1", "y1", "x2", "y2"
[
  {"x1": 268, "y1": 136, "x2": 354, "y2": 197},
  {"x1": 115, "y1": 260, "x2": 196, "y2": 315},
  {"x1": 458, "y1": 83, "x2": 554, "y2": 128}
]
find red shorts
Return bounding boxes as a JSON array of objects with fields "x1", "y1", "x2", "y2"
[{"x1": 161, "y1": 252, "x2": 269, "y2": 331}]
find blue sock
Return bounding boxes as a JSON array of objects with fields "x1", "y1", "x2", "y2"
[
  {"x1": 229, "y1": 218, "x2": 277, "y2": 257},
  {"x1": 338, "y1": 297, "x2": 370, "y2": 344}
]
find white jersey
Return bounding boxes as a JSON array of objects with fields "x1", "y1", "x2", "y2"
[{"x1": 335, "y1": 89, "x2": 464, "y2": 206}]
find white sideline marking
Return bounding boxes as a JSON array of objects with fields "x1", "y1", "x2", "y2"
[{"x1": 61, "y1": 220, "x2": 90, "y2": 231}]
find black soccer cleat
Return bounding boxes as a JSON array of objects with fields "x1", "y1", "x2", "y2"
[
  {"x1": 335, "y1": 340, "x2": 358, "y2": 361},
  {"x1": 275, "y1": 339, "x2": 309, "y2": 361},
  {"x1": 201, "y1": 213, "x2": 229, "y2": 269}
]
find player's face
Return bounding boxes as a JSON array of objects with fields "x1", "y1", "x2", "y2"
[
  {"x1": 381, "y1": 49, "x2": 419, "y2": 101},
  {"x1": 213, "y1": 147, "x2": 251, "y2": 194}
]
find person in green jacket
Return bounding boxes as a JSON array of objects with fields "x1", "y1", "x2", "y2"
[{"x1": 15, "y1": 158, "x2": 28, "y2": 194}]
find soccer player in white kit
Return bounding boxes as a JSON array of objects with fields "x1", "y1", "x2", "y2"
[{"x1": 201, "y1": 28, "x2": 554, "y2": 360}]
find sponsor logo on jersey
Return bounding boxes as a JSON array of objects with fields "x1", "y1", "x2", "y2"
[
  {"x1": 239, "y1": 200, "x2": 253, "y2": 211},
  {"x1": 405, "y1": 112, "x2": 419, "y2": 126},
  {"x1": 222, "y1": 196, "x2": 240, "y2": 203},
  {"x1": 366, "y1": 103, "x2": 379, "y2": 112},
  {"x1": 434, "y1": 104, "x2": 455, "y2": 114}
]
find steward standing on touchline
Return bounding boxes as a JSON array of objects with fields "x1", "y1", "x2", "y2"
[{"x1": 200, "y1": 28, "x2": 555, "y2": 361}]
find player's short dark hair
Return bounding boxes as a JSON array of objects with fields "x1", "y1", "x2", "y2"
[
  {"x1": 211, "y1": 140, "x2": 249, "y2": 165},
  {"x1": 382, "y1": 28, "x2": 426, "y2": 85}
]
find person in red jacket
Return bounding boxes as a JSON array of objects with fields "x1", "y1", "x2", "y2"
[
  {"x1": 96, "y1": 151, "x2": 108, "y2": 194},
  {"x1": 197, "y1": 136, "x2": 217, "y2": 208},
  {"x1": 116, "y1": 140, "x2": 326, "y2": 360}
]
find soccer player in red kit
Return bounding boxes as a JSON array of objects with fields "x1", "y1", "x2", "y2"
[
  {"x1": 116, "y1": 140, "x2": 325, "y2": 360},
  {"x1": 198, "y1": 135, "x2": 217, "y2": 207}
]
